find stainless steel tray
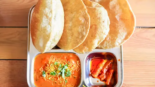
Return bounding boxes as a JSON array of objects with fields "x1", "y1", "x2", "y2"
[{"x1": 27, "y1": 6, "x2": 123, "y2": 87}]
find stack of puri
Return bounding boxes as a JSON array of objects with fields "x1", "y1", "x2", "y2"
[
  {"x1": 30, "y1": 0, "x2": 135, "y2": 53},
  {"x1": 91, "y1": 0, "x2": 136, "y2": 49},
  {"x1": 73, "y1": 0, "x2": 110, "y2": 53}
]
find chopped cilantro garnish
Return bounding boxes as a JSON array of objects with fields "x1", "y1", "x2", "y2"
[
  {"x1": 59, "y1": 64, "x2": 62, "y2": 68},
  {"x1": 58, "y1": 64, "x2": 62, "y2": 71},
  {"x1": 42, "y1": 70, "x2": 46, "y2": 77},
  {"x1": 47, "y1": 63, "x2": 71, "y2": 79},
  {"x1": 50, "y1": 71, "x2": 56, "y2": 75},
  {"x1": 61, "y1": 68, "x2": 65, "y2": 79},
  {"x1": 61, "y1": 64, "x2": 68, "y2": 79},
  {"x1": 54, "y1": 62, "x2": 58, "y2": 65},
  {"x1": 58, "y1": 72, "x2": 62, "y2": 76},
  {"x1": 65, "y1": 79, "x2": 67, "y2": 84},
  {"x1": 66, "y1": 70, "x2": 71, "y2": 77},
  {"x1": 65, "y1": 64, "x2": 68, "y2": 67}
]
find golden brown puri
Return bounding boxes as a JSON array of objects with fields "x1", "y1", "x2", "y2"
[
  {"x1": 91, "y1": 0, "x2": 135, "y2": 49},
  {"x1": 31, "y1": 0, "x2": 64, "y2": 53},
  {"x1": 74, "y1": 0, "x2": 110, "y2": 53},
  {"x1": 58, "y1": 0, "x2": 90, "y2": 50}
]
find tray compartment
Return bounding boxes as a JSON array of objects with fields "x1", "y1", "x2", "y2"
[{"x1": 84, "y1": 52, "x2": 118, "y2": 87}]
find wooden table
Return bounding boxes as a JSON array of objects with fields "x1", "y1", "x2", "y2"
[{"x1": 0, "y1": 0, "x2": 155, "y2": 87}]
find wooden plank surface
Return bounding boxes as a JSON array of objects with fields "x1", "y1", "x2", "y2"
[
  {"x1": 0, "y1": 60, "x2": 28, "y2": 87},
  {"x1": 123, "y1": 60, "x2": 155, "y2": 87},
  {"x1": 0, "y1": 28, "x2": 27, "y2": 59},
  {"x1": 0, "y1": 0, "x2": 155, "y2": 26},
  {"x1": 128, "y1": 0, "x2": 155, "y2": 26},
  {"x1": 123, "y1": 29, "x2": 155, "y2": 60},
  {"x1": 0, "y1": 0, "x2": 38, "y2": 26}
]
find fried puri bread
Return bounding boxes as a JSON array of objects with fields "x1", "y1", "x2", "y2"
[
  {"x1": 57, "y1": 0, "x2": 90, "y2": 50},
  {"x1": 91, "y1": 0, "x2": 135, "y2": 49},
  {"x1": 74, "y1": 0, "x2": 110, "y2": 53},
  {"x1": 31, "y1": 0, "x2": 64, "y2": 53}
]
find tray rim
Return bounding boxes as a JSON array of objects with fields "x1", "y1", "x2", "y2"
[{"x1": 27, "y1": 6, "x2": 124, "y2": 87}]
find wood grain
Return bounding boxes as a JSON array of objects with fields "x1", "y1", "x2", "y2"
[
  {"x1": 0, "y1": 0, "x2": 38, "y2": 26},
  {"x1": 0, "y1": 0, "x2": 154, "y2": 26},
  {"x1": 128, "y1": 0, "x2": 155, "y2": 26},
  {"x1": 122, "y1": 60, "x2": 155, "y2": 87},
  {"x1": 0, "y1": 28, "x2": 27, "y2": 59},
  {"x1": 0, "y1": 60, "x2": 28, "y2": 87},
  {"x1": 123, "y1": 29, "x2": 155, "y2": 60}
]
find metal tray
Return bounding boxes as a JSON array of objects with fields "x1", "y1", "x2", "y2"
[{"x1": 27, "y1": 6, "x2": 123, "y2": 87}]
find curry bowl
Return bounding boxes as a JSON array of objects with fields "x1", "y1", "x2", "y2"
[
  {"x1": 27, "y1": 6, "x2": 123, "y2": 87},
  {"x1": 29, "y1": 52, "x2": 83, "y2": 87}
]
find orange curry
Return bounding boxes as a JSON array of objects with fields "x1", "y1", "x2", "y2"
[{"x1": 34, "y1": 53, "x2": 81, "y2": 87}]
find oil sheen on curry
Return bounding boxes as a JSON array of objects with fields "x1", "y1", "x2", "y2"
[{"x1": 34, "y1": 53, "x2": 81, "y2": 87}]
